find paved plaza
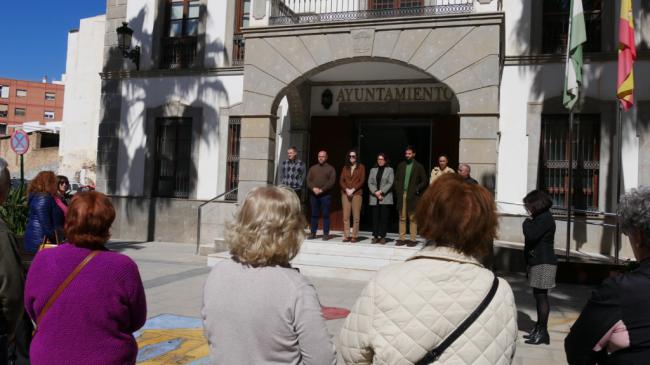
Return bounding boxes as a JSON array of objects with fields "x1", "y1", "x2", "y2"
[{"x1": 109, "y1": 241, "x2": 594, "y2": 365}]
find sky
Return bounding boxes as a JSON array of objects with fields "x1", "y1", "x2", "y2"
[{"x1": 0, "y1": 1, "x2": 106, "y2": 82}]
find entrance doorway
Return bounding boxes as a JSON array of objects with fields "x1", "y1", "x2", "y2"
[{"x1": 308, "y1": 116, "x2": 459, "y2": 234}]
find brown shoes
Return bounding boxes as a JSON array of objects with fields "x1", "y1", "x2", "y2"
[
  {"x1": 350, "y1": 238, "x2": 358, "y2": 243},
  {"x1": 342, "y1": 237, "x2": 351, "y2": 242},
  {"x1": 378, "y1": 238, "x2": 387, "y2": 245},
  {"x1": 371, "y1": 237, "x2": 378, "y2": 244},
  {"x1": 406, "y1": 240, "x2": 418, "y2": 247},
  {"x1": 395, "y1": 240, "x2": 406, "y2": 246}
]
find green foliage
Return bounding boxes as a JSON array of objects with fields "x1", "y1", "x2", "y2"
[{"x1": 0, "y1": 185, "x2": 29, "y2": 236}]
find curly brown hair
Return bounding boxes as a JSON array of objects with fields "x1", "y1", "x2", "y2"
[
  {"x1": 416, "y1": 173, "x2": 498, "y2": 258},
  {"x1": 28, "y1": 171, "x2": 58, "y2": 195}
]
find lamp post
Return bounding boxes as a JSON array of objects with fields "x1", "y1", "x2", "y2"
[{"x1": 116, "y1": 22, "x2": 141, "y2": 70}]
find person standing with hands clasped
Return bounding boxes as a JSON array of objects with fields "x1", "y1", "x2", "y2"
[
  {"x1": 368, "y1": 153, "x2": 393, "y2": 244},
  {"x1": 394, "y1": 146, "x2": 428, "y2": 247},
  {"x1": 340, "y1": 150, "x2": 365, "y2": 243},
  {"x1": 307, "y1": 151, "x2": 336, "y2": 240},
  {"x1": 522, "y1": 190, "x2": 558, "y2": 345}
]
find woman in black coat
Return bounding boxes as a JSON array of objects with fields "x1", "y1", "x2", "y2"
[{"x1": 522, "y1": 190, "x2": 558, "y2": 345}]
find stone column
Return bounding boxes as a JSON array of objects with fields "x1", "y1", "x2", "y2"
[
  {"x1": 238, "y1": 116, "x2": 277, "y2": 202},
  {"x1": 458, "y1": 115, "x2": 499, "y2": 192},
  {"x1": 637, "y1": 101, "x2": 650, "y2": 186},
  {"x1": 526, "y1": 103, "x2": 543, "y2": 192}
]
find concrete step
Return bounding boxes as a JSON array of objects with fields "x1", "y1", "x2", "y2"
[{"x1": 207, "y1": 233, "x2": 421, "y2": 281}]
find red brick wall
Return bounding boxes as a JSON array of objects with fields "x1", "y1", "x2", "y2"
[{"x1": 0, "y1": 78, "x2": 65, "y2": 133}]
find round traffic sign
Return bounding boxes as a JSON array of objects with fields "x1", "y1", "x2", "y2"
[{"x1": 10, "y1": 130, "x2": 30, "y2": 155}]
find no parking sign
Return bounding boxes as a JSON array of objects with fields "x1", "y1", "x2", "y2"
[{"x1": 10, "y1": 130, "x2": 29, "y2": 155}]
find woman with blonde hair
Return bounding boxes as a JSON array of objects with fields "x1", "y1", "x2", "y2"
[
  {"x1": 23, "y1": 171, "x2": 65, "y2": 253},
  {"x1": 340, "y1": 174, "x2": 517, "y2": 364},
  {"x1": 202, "y1": 186, "x2": 336, "y2": 365}
]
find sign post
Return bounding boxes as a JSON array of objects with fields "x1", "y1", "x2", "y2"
[{"x1": 10, "y1": 130, "x2": 30, "y2": 187}]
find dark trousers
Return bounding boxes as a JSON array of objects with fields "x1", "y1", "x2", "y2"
[
  {"x1": 8, "y1": 313, "x2": 31, "y2": 365},
  {"x1": 1, "y1": 334, "x2": 7, "y2": 365},
  {"x1": 310, "y1": 194, "x2": 331, "y2": 235},
  {"x1": 371, "y1": 204, "x2": 390, "y2": 238}
]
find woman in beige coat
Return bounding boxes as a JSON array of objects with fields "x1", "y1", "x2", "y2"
[{"x1": 340, "y1": 174, "x2": 517, "y2": 364}]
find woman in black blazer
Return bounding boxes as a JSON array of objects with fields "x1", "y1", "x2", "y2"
[
  {"x1": 565, "y1": 187, "x2": 650, "y2": 364},
  {"x1": 522, "y1": 190, "x2": 558, "y2": 345}
]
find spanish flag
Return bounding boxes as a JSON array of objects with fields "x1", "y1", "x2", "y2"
[{"x1": 617, "y1": 0, "x2": 636, "y2": 111}]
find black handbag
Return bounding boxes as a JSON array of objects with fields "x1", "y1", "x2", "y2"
[{"x1": 415, "y1": 275, "x2": 499, "y2": 365}]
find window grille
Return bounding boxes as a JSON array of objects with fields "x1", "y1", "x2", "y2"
[
  {"x1": 154, "y1": 118, "x2": 192, "y2": 198},
  {"x1": 539, "y1": 114, "x2": 600, "y2": 212},
  {"x1": 225, "y1": 117, "x2": 241, "y2": 201}
]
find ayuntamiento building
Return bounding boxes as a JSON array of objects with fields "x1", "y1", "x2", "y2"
[{"x1": 90, "y1": 0, "x2": 650, "y2": 262}]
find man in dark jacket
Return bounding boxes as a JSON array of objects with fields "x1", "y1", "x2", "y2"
[
  {"x1": 306, "y1": 151, "x2": 336, "y2": 240},
  {"x1": 0, "y1": 158, "x2": 25, "y2": 365},
  {"x1": 394, "y1": 146, "x2": 428, "y2": 246}
]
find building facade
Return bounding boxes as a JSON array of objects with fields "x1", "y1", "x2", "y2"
[
  {"x1": 0, "y1": 78, "x2": 65, "y2": 136},
  {"x1": 97, "y1": 0, "x2": 650, "y2": 260}
]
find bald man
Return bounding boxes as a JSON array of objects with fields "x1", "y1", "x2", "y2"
[
  {"x1": 459, "y1": 164, "x2": 478, "y2": 185},
  {"x1": 306, "y1": 151, "x2": 336, "y2": 240}
]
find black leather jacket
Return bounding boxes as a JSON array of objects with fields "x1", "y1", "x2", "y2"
[{"x1": 523, "y1": 210, "x2": 558, "y2": 266}]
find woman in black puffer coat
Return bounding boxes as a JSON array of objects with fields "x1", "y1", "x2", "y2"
[
  {"x1": 23, "y1": 171, "x2": 64, "y2": 254},
  {"x1": 522, "y1": 190, "x2": 558, "y2": 345}
]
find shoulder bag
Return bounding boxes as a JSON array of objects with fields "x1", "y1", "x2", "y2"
[
  {"x1": 414, "y1": 275, "x2": 499, "y2": 365},
  {"x1": 32, "y1": 251, "x2": 99, "y2": 334}
]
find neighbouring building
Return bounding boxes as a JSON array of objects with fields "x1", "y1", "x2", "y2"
[
  {"x1": 58, "y1": 15, "x2": 106, "y2": 187},
  {"x1": 0, "y1": 77, "x2": 65, "y2": 136},
  {"x1": 96, "y1": 0, "x2": 650, "y2": 261},
  {"x1": 0, "y1": 131, "x2": 61, "y2": 179}
]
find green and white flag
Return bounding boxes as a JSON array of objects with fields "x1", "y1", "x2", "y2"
[{"x1": 563, "y1": 0, "x2": 587, "y2": 110}]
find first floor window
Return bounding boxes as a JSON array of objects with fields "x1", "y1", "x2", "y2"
[
  {"x1": 225, "y1": 117, "x2": 241, "y2": 201},
  {"x1": 44, "y1": 111, "x2": 55, "y2": 120},
  {"x1": 15, "y1": 108, "x2": 25, "y2": 117},
  {"x1": 0, "y1": 105, "x2": 7, "y2": 118},
  {"x1": 538, "y1": 114, "x2": 601, "y2": 211},
  {"x1": 154, "y1": 118, "x2": 192, "y2": 198},
  {"x1": 45, "y1": 92, "x2": 56, "y2": 101}
]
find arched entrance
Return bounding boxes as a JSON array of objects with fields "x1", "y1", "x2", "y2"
[{"x1": 237, "y1": 15, "x2": 503, "y2": 206}]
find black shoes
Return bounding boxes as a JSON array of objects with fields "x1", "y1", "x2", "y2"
[
  {"x1": 322, "y1": 235, "x2": 332, "y2": 241},
  {"x1": 523, "y1": 325, "x2": 540, "y2": 340},
  {"x1": 524, "y1": 327, "x2": 550, "y2": 345}
]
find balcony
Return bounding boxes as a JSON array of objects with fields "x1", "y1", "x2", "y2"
[
  {"x1": 232, "y1": 34, "x2": 245, "y2": 66},
  {"x1": 269, "y1": 0, "x2": 473, "y2": 25},
  {"x1": 160, "y1": 37, "x2": 198, "y2": 69}
]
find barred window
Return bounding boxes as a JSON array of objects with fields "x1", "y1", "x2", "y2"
[
  {"x1": 225, "y1": 117, "x2": 241, "y2": 201},
  {"x1": 539, "y1": 114, "x2": 600, "y2": 211},
  {"x1": 542, "y1": 0, "x2": 602, "y2": 54},
  {"x1": 154, "y1": 118, "x2": 192, "y2": 198},
  {"x1": 161, "y1": 0, "x2": 200, "y2": 69}
]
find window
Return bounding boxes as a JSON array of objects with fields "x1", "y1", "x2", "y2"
[
  {"x1": 39, "y1": 133, "x2": 59, "y2": 148},
  {"x1": 542, "y1": 0, "x2": 602, "y2": 54},
  {"x1": 16, "y1": 89, "x2": 27, "y2": 97},
  {"x1": 0, "y1": 124, "x2": 6, "y2": 136},
  {"x1": 538, "y1": 114, "x2": 601, "y2": 211},
  {"x1": 15, "y1": 108, "x2": 25, "y2": 117},
  {"x1": 370, "y1": 0, "x2": 423, "y2": 9},
  {"x1": 233, "y1": 0, "x2": 250, "y2": 65},
  {"x1": 44, "y1": 111, "x2": 55, "y2": 120},
  {"x1": 45, "y1": 92, "x2": 56, "y2": 101},
  {"x1": 154, "y1": 118, "x2": 192, "y2": 198},
  {"x1": 225, "y1": 117, "x2": 241, "y2": 201},
  {"x1": 161, "y1": 0, "x2": 200, "y2": 68},
  {"x1": 0, "y1": 86, "x2": 8, "y2": 99},
  {"x1": 0, "y1": 105, "x2": 7, "y2": 118}
]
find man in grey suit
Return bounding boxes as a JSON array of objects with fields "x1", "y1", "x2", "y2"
[{"x1": 367, "y1": 153, "x2": 394, "y2": 244}]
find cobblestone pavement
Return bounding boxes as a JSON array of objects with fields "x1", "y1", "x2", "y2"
[{"x1": 108, "y1": 241, "x2": 593, "y2": 365}]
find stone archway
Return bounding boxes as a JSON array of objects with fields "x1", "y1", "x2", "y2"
[{"x1": 237, "y1": 13, "x2": 504, "y2": 200}]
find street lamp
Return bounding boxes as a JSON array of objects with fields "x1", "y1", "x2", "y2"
[{"x1": 116, "y1": 22, "x2": 141, "y2": 70}]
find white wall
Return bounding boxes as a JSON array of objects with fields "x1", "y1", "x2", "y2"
[
  {"x1": 116, "y1": 74, "x2": 243, "y2": 199},
  {"x1": 59, "y1": 15, "x2": 106, "y2": 185}
]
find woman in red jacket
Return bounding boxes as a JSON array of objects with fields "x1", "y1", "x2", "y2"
[{"x1": 339, "y1": 150, "x2": 365, "y2": 243}]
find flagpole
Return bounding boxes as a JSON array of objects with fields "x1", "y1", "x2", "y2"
[
  {"x1": 566, "y1": 109, "x2": 574, "y2": 262},
  {"x1": 614, "y1": 103, "x2": 623, "y2": 264}
]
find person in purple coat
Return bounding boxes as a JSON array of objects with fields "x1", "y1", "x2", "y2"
[{"x1": 24, "y1": 192, "x2": 147, "y2": 365}]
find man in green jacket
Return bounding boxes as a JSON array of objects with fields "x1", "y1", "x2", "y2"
[
  {"x1": 0, "y1": 158, "x2": 25, "y2": 365},
  {"x1": 394, "y1": 146, "x2": 428, "y2": 247}
]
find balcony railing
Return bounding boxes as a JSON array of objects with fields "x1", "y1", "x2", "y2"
[
  {"x1": 270, "y1": 0, "x2": 473, "y2": 25},
  {"x1": 233, "y1": 34, "x2": 245, "y2": 66},
  {"x1": 160, "y1": 37, "x2": 198, "y2": 69}
]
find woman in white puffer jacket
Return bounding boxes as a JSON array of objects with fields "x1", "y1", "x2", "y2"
[{"x1": 339, "y1": 174, "x2": 518, "y2": 365}]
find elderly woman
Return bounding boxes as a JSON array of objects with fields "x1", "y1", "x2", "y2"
[
  {"x1": 202, "y1": 186, "x2": 336, "y2": 365},
  {"x1": 340, "y1": 174, "x2": 517, "y2": 364},
  {"x1": 565, "y1": 187, "x2": 650, "y2": 364},
  {"x1": 24, "y1": 192, "x2": 146, "y2": 365}
]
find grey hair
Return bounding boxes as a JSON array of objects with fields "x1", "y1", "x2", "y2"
[
  {"x1": 0, "y1": 158, "x2": 9, "y2": 195},
  {"x1": 618, "y1": 186, "x2": 650, "y2": 249},
  {"x1": 459, "y1": 163, "x2": 471, "y2": 172}
]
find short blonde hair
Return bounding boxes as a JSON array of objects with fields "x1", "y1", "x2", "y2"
[{"x1": 227, "y1": 186, "x2": 305, "y2": 267}]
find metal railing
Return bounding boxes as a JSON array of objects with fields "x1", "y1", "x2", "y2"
[
  {"x1": 270, "y1": 0, "x2": 473, "y2": 25},
  {"x1": 196, "y1": 187, "x2": 239, "y2": 254},
  {"x1": 160, "y1": 37, "x2": 198, "y2": 69},
  {"x1": 232, "y1": 34, "x2": 245, "y2": 66}
]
